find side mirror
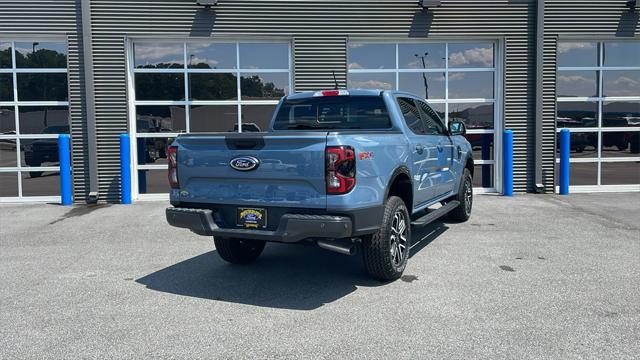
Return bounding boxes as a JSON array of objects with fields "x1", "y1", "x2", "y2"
[{"x1": 448, "y1": 120, "x2": 466, "y2": 136}]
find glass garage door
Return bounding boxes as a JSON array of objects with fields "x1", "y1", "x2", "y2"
[
  {"x1": 129, "y1": 40, "x2": 292, "y2": 198},
  {"x1": 556, "y1": 41, "x2": 640, "y2": 192},
  {"x1": 347, "y1": 41, "x2": 500, "y2": 192},
  {"x1": 0, "y1": 40, "x2": 69, "y2": 202}
]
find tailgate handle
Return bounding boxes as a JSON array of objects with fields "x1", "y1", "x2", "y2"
[{"x1": 225, "y1": 136, "x2": 265, "y2": 150}]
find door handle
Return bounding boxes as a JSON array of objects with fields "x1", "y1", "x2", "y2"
[{"x1": 415, "y1": 144, "x2": 424, "y2": 154}]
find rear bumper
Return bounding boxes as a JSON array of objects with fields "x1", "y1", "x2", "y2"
[{"x1": 166, "y1": 207, "x2": 353, "y2": 243}]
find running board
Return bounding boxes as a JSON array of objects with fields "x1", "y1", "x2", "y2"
[{"x1": 411, "y1": 201, "x2": 459, "y2": 227}]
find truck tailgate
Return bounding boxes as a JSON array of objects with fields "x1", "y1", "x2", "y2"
[{"x1": 174, "y1": 133, "x2": 328, "y2": 208}]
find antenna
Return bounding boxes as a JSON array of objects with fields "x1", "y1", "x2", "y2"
[{"x1": 332, "y1": 71, "x2": 339, "y2": 90}]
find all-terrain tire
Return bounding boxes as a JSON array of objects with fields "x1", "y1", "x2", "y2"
[
  {"x1": 362, "y1": 196, "x2": 411, "y2": 281},
  {"x1": 214, "y1": 237, "x2": 266, "y2": 264},
  {"x1": 447, "y1": 168, "x2": 473, "y2": 222}
]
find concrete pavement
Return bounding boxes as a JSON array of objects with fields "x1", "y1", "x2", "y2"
[{"x1": 0, "y1": 193, "x2": 638, "y2": 359}]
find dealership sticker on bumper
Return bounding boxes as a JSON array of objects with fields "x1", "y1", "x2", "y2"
[{"x1": 237, "y1": 208, "x2": 267, "y2": 229}]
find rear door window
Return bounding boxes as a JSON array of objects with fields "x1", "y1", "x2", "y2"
[
  {"x1": 397, "y1": 97, "x2": 426, "y2": 134},
  {"x1": 415, "y1": 99, "x2": 448, "y2": 135}
]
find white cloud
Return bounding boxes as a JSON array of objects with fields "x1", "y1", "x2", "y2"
[
  {"x1": 448, "y1": 73, "x2": 466, "y2": 81},
  {"x1": 557, "y1": 75, "x2": 595, "y2": 84},
  {"x1": 135, "y1": 43, "x2": 183, "y2": 64},
  {"x1": 611, "y1": 76, "x2": 639, "y2": 88},
  {"x1": 348, "y1": 62, "x2": 363, "y2": 70},
  {"x1": 558, "y1": 42, "x2": 595, "y2": 54},
  {"x1": 188, "y1": 56, "x2": 219, "y2": 68},
  {"x1": 349, "y1": 80, "x2": 394, "y2": 90},
  {"x1": 449, "y1": 47, "x2": 493, "y2": 67}
]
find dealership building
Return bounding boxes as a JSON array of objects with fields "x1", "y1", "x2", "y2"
[{"x1": 0, "y1": 0, "x2": 638, "y2": 203}]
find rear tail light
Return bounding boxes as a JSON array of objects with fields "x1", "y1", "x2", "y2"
[
  {"x1": 325, "y1": 146, "x2": 356, "y2": 194},
  {"x1": 167, "y1": 146, "x2": 179, "y2": 189}
]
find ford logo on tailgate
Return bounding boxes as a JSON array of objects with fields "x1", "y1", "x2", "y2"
[{"x1": 229, "y1": 156, "x2": 260, "y2": 171}]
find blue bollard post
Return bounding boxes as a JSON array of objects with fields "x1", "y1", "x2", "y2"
[
  {"x1": 120, "y1": 134, "x2": 132, "y2": 204},
  {"x1": 559, "y1": 129, "x2": 570, "y2": 195},
  {"x1": 58, "y1": 134, "x2": 72, "y2": 206},
  {"x1": 503, "y1": 130, "x2": 513, "y2": 196}
]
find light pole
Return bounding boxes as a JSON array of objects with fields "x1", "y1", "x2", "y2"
[{"x1": 414, "y1": 52, "x2": 429, "y2": 99}]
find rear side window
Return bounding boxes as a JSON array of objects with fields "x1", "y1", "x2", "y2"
[
  {"x1": 273, "y1": 96, "x2": 392, "y2": 130},
  {"x1": 398, "y1": 97, "x2": 426, "y2": 134},
  {"x1": 415, "y1": 100, "x2": 447, "y2": 135}
]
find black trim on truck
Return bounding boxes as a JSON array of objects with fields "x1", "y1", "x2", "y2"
[{"x1": 166, "y1": 207, "x2": 353, "y2": 243}]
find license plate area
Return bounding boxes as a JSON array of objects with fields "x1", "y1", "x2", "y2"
[{"x1": 236, "y1": 207, "x2": 267, "y2": 229}]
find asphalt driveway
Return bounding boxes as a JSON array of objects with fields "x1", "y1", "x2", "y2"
[{"x1": 0, "y1": 193, "x2": 638, "y2": 359}]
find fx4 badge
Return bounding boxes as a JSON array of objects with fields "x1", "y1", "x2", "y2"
[
  {"x1": 229, "y1": 156, "x2": 260, "y2": 171},
  {"x1": 359, "y1": 151, "x2": 374, "y2": 160}
]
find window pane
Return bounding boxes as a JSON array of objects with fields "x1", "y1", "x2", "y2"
[
  {"x1": 134, "y1": 42, "x2": 183, "y2": 69},
  {"x1": 601, "y1": 162, "x2": 640, "y2": 185},
  {"x1": 0, "y1": 141, "x2": 17, "y2": 167},
  {"x1": 15, "y1": 42, "x2": 67, "y2": 68},
  {"x1": 415, "y1": 100, "x2": 446, "y2": 135},
  {"x1": 397, "y1": 98, "x2": 424, "y2": 134},
  {"x1": 347, "y1": 73, "x2": 395, "y2": 90},
  {"x1": 136, "y1": 137, "x2": 174, "y2": 165},
  {"x1": 18, "y1": 106, "x2": 69, "y2": 135},
  {"x1": 136, "y1": 105, "x2": 185, "y2": 133},
  {"x1": 557, "y1": 101, "x2": 598, "y2": 128},
  {"x1": 557, "y1": 71, "x2": 598, "y2": 98},
  {"x1": 190, "y1": 105, "x2": 238, "y2": 132},
  {"x1": 0, "y1": 74, "x2": 12, "y2": 101},
  {"x1": 188, "y1": 73, "x2": 237, "y2": 100},
  {"x1": 603, "y1": 101, "x2": 640, "y2": 127},
  {"x1": 0, "y1": 107, "x2": 15, "y2": 134},
  {"x1": 239, "y1": 43, "x2": 288, "y2": 69},
  {"x1": 0, "y1": 172, "x2": 18, "y2": 197},
  {"x1": 448, "y1": 72, "x2": 494, "y2": 99},
  {"x1": 138, "y1": 169, "x2": 169, "y2": 194},
  {"x1": 241, "y1": 105, "x2": 275, "y2": 132},
  {"x1": 557, "y1": 42, "x2": 598, "y2": 67},
  {"x1": 21, "y1": 170, "x2": 59, "y2": 196},
  {"x1": 603, "y1": 70, "x2": 640, "y2": 97},
  {"x1": 398, "y1": 43, "x2": 446, "y2": 69},
  {"x1": 348, "y1": 43, "x2": 395, "y2": 70},
  {"x1": 398, "y1": 72, "x2": 445, "y2": 100},
  {"x1": 187, "y1": 42, "x2": 236, "y2": 69},
  {"x1": 20, "y1": 138, "x2": 60, "y2": 167},
  {"x1": 473, "y1": 164, "x2": 493, "y2": 188},
  {"x1": 601, "y1": 131, "x2": 639, "y2": 157},
  {"x1": 465, "y1": 133, "x2": 494, "y2": 161},
  {"x1": 448, "y1": 103, "x2": 494, "y2": 130},
  {"x1": 0, "y1": 42, "x2": 11, "y2": 68},
  {"x1": 448, "y1": 43, "x2": 494, "y2": 68},
  {"x1": 240, "y1": 73, "x2": 288, "y2": 100},
  {"x1": 556, "y1": 132, "x2": 597, "y2": 159},
  {"x1": 134, "y1": 73, "x2": 184, "y2": 101},
  {"x1": 568, "y1": 162, "x2": 598, "y2": 185},
  {"x1": 603, "y1": 42, "x2": 640, "y2": 67},
  {"x1": 17, "y1": 73, "x2": 68, "y2": 101}
]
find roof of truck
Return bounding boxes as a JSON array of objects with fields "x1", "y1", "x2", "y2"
[{"x1": 285, "y1": 89, "x2": 390, "y2": 100}]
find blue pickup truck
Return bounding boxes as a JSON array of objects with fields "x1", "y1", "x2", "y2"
[{"x1": 166, "y1": 89, "x2": 474, "y2": 280}]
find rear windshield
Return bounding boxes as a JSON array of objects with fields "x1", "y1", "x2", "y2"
[{"x1": 272, "y1": 96, "x2": 392, "y2": 130}]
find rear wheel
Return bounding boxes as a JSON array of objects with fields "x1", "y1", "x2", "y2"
[
  {"x1": 214, "y1": 237, "x2": 266, "y2": 264},
  {"x1": 447, "y1": 168, "x2": 473, "y2": 222},
  {"x1": 362, "y1": 196, "x2": 411, "y2": 281}
]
